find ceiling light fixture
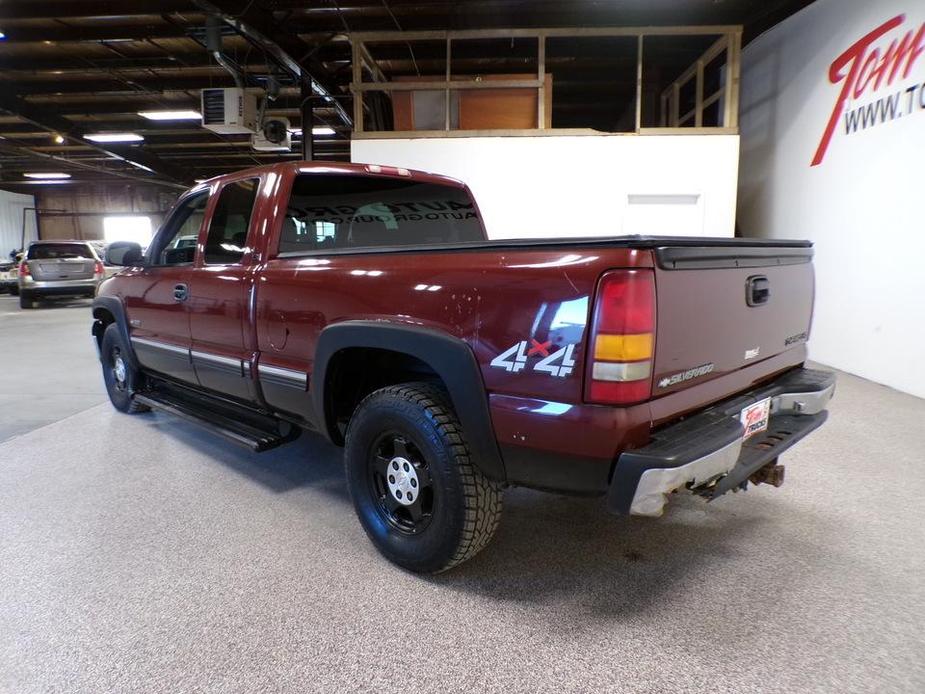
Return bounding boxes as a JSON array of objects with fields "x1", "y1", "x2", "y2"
[
  {"x1": 84, "y1": 133, "x2": 144, "y2": 143},
  {"x1": 138, "y1": 110, "x2": 201, "y2": 121},
  {"x1": 24, "y1": 172, "x2": 71, "y2": 180},
  {"x1": 53, "y1": 134, "x2": 65, "y2": 144},
  {"x1": 313, "y1": 126, "x2": 336, "y2": 136}
]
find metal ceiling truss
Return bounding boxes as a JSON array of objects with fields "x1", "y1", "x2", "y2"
[
  {"x1": 189, "y1": 0, "x2": 353, "y2": 128},
  {"x1": 0, "y1": 92, "x2": 191, "y2": 187}
]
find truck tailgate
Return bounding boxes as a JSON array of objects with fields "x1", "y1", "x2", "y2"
[{"x1": 651, "y1": 243, "x2": 814, "y2": 406}]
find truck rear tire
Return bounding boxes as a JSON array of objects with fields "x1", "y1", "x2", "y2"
[
  {"x1": 100, "y1": 323, "x2": 149, "y2": 414},
  {"x1": 344, "y1": 382, "x2": 503, "y2": 573}
]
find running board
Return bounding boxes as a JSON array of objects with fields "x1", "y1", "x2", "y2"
[{"x1": 134, "y1": 390, "x2": 299, "y2": 452}]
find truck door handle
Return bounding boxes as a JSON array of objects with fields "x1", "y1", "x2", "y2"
[
  {"x1": 746, "y1": 275, "x2": 770, "y2": 306},
  {"x1": 173, "y1": 283, "x2": 189, "y2": 302}
]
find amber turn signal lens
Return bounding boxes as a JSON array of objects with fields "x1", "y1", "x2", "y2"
[{"x1": 594, "y1": 333, "x2": 653, "y2": 362}]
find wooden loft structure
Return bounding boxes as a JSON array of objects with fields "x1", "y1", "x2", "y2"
[{"x1": 349, "y1": 25, "x2": 743, "y2": 139}]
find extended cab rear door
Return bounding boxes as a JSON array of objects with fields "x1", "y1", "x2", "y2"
[{"x1": 186, "y1": 175, "x2": 263, "y2": 402}]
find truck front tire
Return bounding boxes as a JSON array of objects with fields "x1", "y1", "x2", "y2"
[
  {"x1": 344, "y1": 383, "x2": 503, "y2": 573},
  {"x1": 100, "y1": 323, "x2": 149, "y2": 414}
]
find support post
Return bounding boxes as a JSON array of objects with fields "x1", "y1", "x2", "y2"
[
  {"x1": 537, "y1": 36, "x2": 546, "y2": 129},
  {"x1": 352, "y1": 39, "x2": 364, "y2": 134},
  {"x1": 301, "y1": 81, "x2": 314, "y2": 161},
  {"x1": 722, "y1": 31, "x2": 741, "y2": 128},
  {"x1": 671, "y1": 83, "x2": 680, "y2": 127},
  {"x1": 446, "y1": 37, "x2": 452, "y2": 132},
  {"x1": 635, "y1": 35, "x2": 643, "y2": 132},
  {"x1": 695, "y1": 59, "x2": 704, "y2": 127}
]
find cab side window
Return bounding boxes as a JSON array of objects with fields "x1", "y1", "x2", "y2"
[
  {"x1": 204, "y1": 178, "x2": 259, "y2": 265},
  {"x1": 149, "y1": 192, "x2": 209, "y2": 266}
]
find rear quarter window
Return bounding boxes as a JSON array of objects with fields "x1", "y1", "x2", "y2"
[{"x1": 278, "y1": 174, "x2": 484, "y2": 255}]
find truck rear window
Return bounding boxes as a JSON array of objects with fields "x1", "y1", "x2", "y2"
[
  {"x1": 27, "y1": 243, "x2": 94, "y2": 260},
  {"x1": 278, "y1": 174, "x2": 484, "y2": 255}
]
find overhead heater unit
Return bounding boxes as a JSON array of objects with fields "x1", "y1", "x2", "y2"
[
  {"x1": 201, "y1": 88, "x2": 259, "y2": 135},
  {"x1": 252, "y1": 117, "x2": 292, "y2": 152}
]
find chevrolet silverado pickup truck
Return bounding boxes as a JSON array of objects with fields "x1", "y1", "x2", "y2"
[{"x1": 92, "y1": 161, "x2": 835, "y2": 573}]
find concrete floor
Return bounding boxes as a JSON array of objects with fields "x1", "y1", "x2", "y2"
[
  {"x1": 0, "y1": 293, "x2": 105, "y2": 442},
  {"x1": 1, "y1": 295, "x2": 925, "y2": 693}
]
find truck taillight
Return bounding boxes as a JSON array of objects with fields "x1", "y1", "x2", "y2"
[
  {"x1": 585, "y1": 269, "x2": 656, "y2": 405},
  {"x1": 18, "y1": 261, "x2": 29, "y2": 277},
  {"x1": 94, "y1": 260, "x2": 104, "y2": 276}
]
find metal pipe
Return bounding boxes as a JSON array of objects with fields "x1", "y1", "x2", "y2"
[{"x1": 206, "y1": 15, "x2": 244, "y2": 89}]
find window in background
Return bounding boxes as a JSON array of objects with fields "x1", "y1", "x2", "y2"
[{"x1": 103, "y1": 216, "x2": 153, "y2": 246}]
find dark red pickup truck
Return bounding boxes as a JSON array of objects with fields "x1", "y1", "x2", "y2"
[{"x1": 93, "y1": 161, "x2": 835, "y2": 572}]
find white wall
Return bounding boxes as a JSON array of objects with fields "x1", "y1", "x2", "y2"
[
  {"x1": 739, "y1": 0, "x2": 925, "y2": 398},
  {"x1": 352, "y1": 135, "x2": 739, "y2": 239},
  {"x1": 0, "y1": 189, "x2": 37, "y2": 259}
]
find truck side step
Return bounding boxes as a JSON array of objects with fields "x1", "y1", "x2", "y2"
[{"x1": 134, "y1": 387, "x2": 299, "y2": 452}]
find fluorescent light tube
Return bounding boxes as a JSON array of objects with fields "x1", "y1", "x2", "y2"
[
  {"x1": 24, "y1": 172, "x2": 71, "y2": 179},
  {"x1": 138, "y1": 110, "x2": 201, "y2": 121},
  {"x1": 85, "y1": 133, "x2": 144, "y2": 143}
]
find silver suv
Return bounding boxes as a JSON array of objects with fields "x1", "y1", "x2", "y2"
[{"x1": 18, "y1": 240, "x2": 104, "y2": 309}]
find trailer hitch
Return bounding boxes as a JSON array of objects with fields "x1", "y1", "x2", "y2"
[{"x1": 749, "y1": 461, "x2": 786, "y2": 488}]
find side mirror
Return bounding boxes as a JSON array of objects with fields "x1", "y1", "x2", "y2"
[{"x1": 105, "y1": 241, "x2": 144, "y2": 267}]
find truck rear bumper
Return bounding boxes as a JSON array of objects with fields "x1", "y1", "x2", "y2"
[{"x1": 608, "y1": 367, "x2": 835, "y2": 516}]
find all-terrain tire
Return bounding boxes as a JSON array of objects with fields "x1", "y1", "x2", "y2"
[
  {"x1": 100, "y1": 323, "x2": 150, "y2": 414},
  {"x1": 345, "y1": 382, "x2": 503, "y2": 573}
]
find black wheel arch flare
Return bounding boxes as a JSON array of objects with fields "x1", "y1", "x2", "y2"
[
  {"x1": 313, "y1": 320, "x2": 507, "y2": 483},
  {"x1": 91, "y1": 296, "x2": 139, "y2": 368}
]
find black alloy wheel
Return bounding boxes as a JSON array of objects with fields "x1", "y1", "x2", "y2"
[{"x1": 369, "y1": 433, "x2": 436, "y2": 534}]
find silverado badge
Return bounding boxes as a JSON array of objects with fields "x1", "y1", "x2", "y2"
[{"x1": 657, "y1": 363, "x2": 715, "y2": 389}]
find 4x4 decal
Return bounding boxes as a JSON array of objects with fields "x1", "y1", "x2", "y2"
[{"x1": 491, "y1": 340, "x2": 577, "y2": 378}]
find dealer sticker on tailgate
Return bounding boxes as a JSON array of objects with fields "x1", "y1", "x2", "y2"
[{"x1": 740, "y1": 397, "x2": 771, "y2": 439}]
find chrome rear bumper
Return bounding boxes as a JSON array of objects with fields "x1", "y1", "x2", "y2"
[{"x1": 608, "y1": 367, "x2": 836, "y2": 517}]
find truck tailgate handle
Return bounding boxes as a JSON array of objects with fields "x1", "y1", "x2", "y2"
[
  {"x1": 746, "y1": 275, "x2": 770, "y2": 306},
  {"x1": 173, "y1": 283, "x2": 189, "y2": 302}
]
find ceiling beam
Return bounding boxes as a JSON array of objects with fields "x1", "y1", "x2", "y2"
[
  {"x1": 0, "y1": 24, "x2": 191, "y2": 43},
  {"x1": 0, "y1": 92, "x2": 191, "y2": 187},
  {"x1": 0, "y1": 139, "x2": 185, "y2": 189},
  {"x1": 0, "y1": 2, "x2": 192, "y2": 19},
  {"x1": 190, "y1": 0, "x2": 353, "y2": 128}
]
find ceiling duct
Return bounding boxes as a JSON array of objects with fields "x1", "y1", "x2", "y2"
[{"x1": 205, "y1": 15, "x2": 244, "y2": 89}]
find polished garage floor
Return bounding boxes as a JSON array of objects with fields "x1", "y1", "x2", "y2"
[
  {"x1": 0, "y1": 295, "x2": 106, "y2": 442},
  {"x1": 1, "y1": 294, "x2": 924, "y2": 693}
]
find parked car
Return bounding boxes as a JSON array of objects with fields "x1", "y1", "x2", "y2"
[
  {"x1": 0, "y1": 260, "x2": 17, "y2": 294},
  {"x1": 1, "y1": 252, "x2": 23, "y2": 295},
  {"x1": 19, "y1": 240, "x2": 105, "y2": 309},
  {"x1": 91, "y1": 161, "x2": 835, "y2": 573}
]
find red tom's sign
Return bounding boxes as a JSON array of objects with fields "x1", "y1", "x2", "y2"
[{"x1": 812, "y1": 14, "x2": 925, "y2": 166}]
